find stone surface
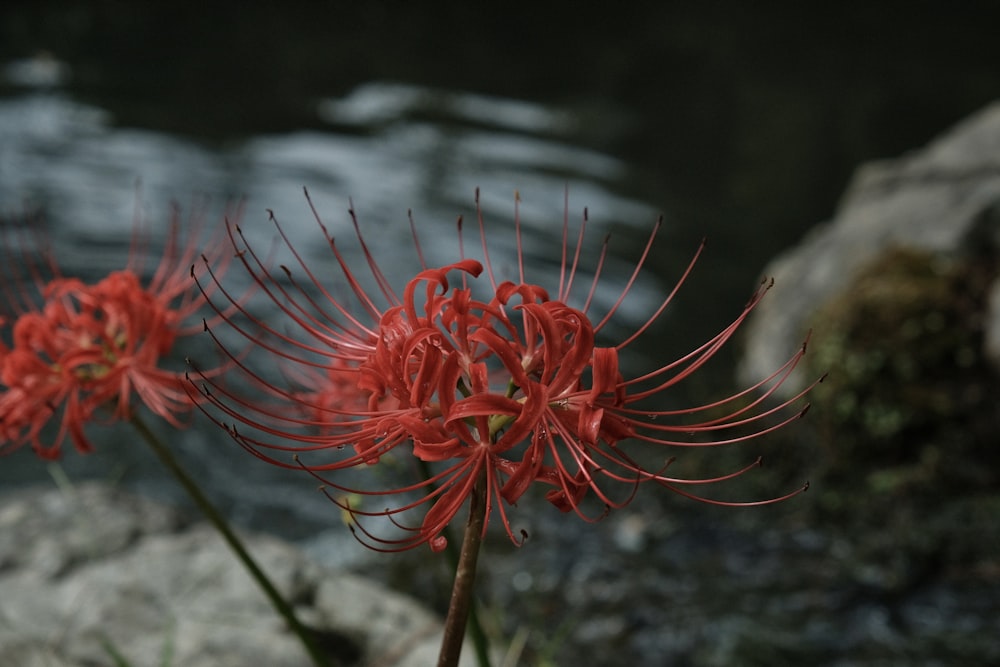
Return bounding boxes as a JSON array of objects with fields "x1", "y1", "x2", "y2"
[
  {"x1": 722, "y1": 101, "x2": 1000, "y2": 667},
  {"x1": 0, "y1": 483, "x2": 475, "y2": 667},
  {"x1": 739, "y1": 100, "x2": 1000, "y2": 391}
]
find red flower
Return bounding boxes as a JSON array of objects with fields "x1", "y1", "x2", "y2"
[
  {"x1": 193, "y1": 189, "x2": 817, "y2": 552},
  {"x1": 0, "y1": 203, "x2": 238, "y2": 459}
]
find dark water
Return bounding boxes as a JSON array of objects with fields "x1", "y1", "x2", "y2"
[{"x1": 2, "y1": 4, "x2": 999, "y2": 665}]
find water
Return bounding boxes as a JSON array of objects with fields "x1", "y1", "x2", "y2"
[
  {"x1": 0, "y1": 83, "x2": 663, "y2": 526},
  {"x1": 3, "y1": 5, "x2": 999, "y2": 665}
]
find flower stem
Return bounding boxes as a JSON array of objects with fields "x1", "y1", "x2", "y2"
[
  {"x1": 130, "y1": 414, "x2": 330, "y2": 667},
  {"x1": 417, "y1": 460, "x2": 492, "y2": 667},
  {"x1": 438, "y1": 468, "x2": 489, "y2": 667}
]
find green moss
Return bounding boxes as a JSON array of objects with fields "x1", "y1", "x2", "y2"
[
  {"x1": 807, "y1": 248, "x2": 1000, "y2": 523},
  {"x1": 799, "y1": 245, "x2": 1000, "y2": 582},
  {"x1": 807, "y1": 246, "x2": 996, "y2": 468},
  {"x1": 809, "y1": 247, "x2": 986, "y2": 444}
]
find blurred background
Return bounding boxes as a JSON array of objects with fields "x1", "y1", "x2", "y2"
[{"x1": 2, "y1": 2, "x2": 998, "y2": 665}]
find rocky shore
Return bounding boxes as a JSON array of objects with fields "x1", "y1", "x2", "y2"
[{"x1": 0, "y1": 482, "x2": 476, "y2": 667}]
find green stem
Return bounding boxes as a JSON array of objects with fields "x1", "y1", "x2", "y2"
[
  {"x1": 437, "y1": 469, "x2": 489, "y2": 667},
  {"x1": 130, "y1": 414, "x2": 330, "y2": 667}
]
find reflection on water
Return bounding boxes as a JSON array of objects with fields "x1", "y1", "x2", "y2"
[
  {"x1": 1, "y1": 86, "x2": 658, "y2": 276},
  {"x1": 318, "y1": 81, "x2": 578, "y2": 134}
]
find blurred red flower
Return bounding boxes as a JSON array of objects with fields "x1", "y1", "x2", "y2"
[
  {"x1": 193, "y1": 190, "x2": 817, "y2": 552},
  {"x1": 0, "y1": 202, "x2": 237, "y2": 458}
]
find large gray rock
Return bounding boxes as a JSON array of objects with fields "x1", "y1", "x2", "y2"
[
  {"x1": 739, "y1": 100, "x2": 1000, "y2": 391},
  {"x1": 0, "y1": 483, "x2": 476, "y2": 667}
]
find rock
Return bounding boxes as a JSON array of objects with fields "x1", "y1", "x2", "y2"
[
  {"x1": 739, "y1": 100, "x2": 1000, "y2": 392},
  {"x1": 0, "y1": 482, "x2": 478, "y2": 667},
  {"x1": 731, "y1": 102, "x2": 1000, "y2": 644},
  {"x1": 987, "y1": 278, "x2": 1000, "y2": 364}
]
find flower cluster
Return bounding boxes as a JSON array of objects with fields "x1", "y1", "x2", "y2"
[
  {"x1": 0, "y1": 203, "x2": 235, "y2": 459},
  {"x1": 193, "y1": 190, "x2": 817, "y2": 552}
]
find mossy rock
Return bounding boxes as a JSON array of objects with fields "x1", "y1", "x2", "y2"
[{"x1": 801, "y1": 245, "x2": 1000, "y2": 576}]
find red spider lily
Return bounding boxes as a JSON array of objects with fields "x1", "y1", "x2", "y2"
[
  {"x1": 192, "y1": 189, "x2": 818, "y2": 552},
  {"x1": 0, "y1": 202, "x2": 239, "y2": 459}
]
